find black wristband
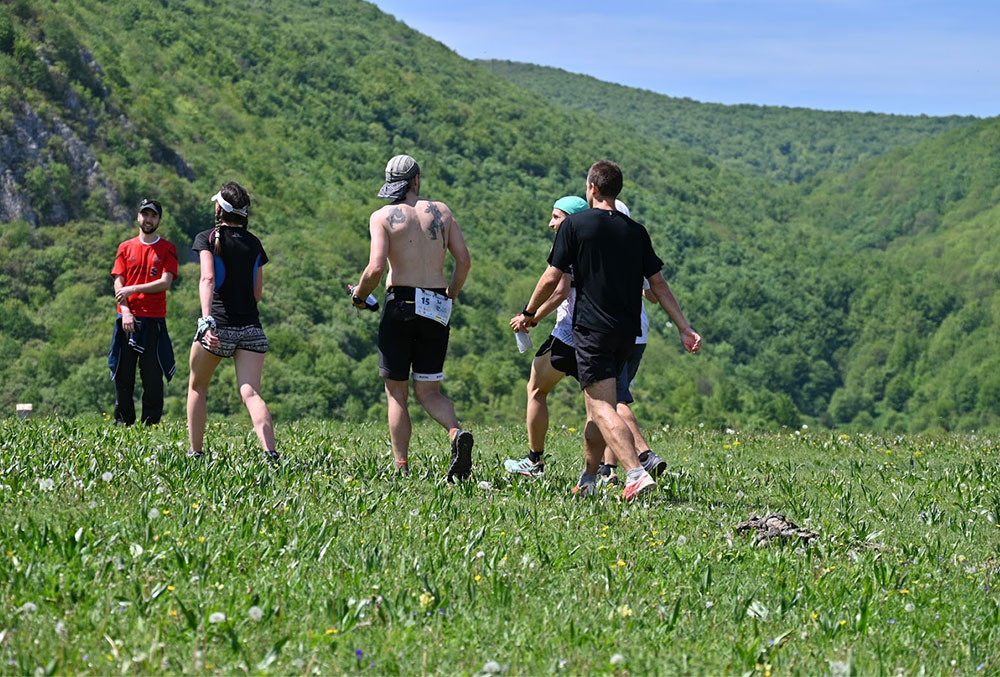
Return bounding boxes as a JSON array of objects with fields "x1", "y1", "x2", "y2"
[{"x1": 521, "y1": 305, "x2": 536, "y2": 317}]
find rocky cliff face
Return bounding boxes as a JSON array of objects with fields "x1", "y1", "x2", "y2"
[
  {"x1": 0, "y1": 99, "x2": 128, "y2": 226},
  {"x1": 0, "y1": 35, "x2": 194, "y2": 227}
]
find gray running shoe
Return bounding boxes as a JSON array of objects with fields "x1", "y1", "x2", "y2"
[
  {"x1": 447, "y1": 430, "x2": 474, "y2": 482},
  {"x1": 641, "y1": 451, "x2": 667, "y2": 477},
  {"x1": 187, "y1": 449, "x2": 203, "y2": 459}
]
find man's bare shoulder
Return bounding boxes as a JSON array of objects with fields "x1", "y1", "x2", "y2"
[
  {"x1": 417, "y1": 198, "x2": 454, "y2": 221},
  {"x1": 370, "y1": 203, "x2": 413, "y2": 229}
]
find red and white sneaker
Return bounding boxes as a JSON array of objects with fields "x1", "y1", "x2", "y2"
[
  {"x1": 622, "y1": 471, "x2": 656, "y2": 502},
  {"x1": 571, "y1": 482, "x2": 597, "y2": 497}
]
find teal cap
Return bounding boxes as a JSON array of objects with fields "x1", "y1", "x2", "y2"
[{"x1": 552, "y1": 196, "x2": 588, "y2": 216}]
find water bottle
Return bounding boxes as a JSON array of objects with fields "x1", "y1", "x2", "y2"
[
  {"x1": 347, "y1": 285, "x2": 379, "y2": 312},
  {"x1": 515, "y1": 331, "x2": 532, "y2": 354}
]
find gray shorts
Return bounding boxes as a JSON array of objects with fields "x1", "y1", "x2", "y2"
[
  {"x1": 616, "y1": 343, "x2": 646, "y2": 404},
  {"x1": 198, "y1": 324, "x2": 268, "y2": 358}
]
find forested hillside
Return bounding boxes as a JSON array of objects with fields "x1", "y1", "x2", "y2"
[
  {"x1": 800, "y1": 118, "x2": 1000, "y2": 431},
  {"x1": 0, "y1": 0, "x2": 997, "y2": 433},
  {"x1": 480, "y1": 60, "x2": 976, "y2": 183}
]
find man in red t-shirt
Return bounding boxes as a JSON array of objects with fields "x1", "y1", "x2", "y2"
[{"x1": 108, "y1": 198, "x2": 178, "y2": 425}]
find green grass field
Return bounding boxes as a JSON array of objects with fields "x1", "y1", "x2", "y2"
[{"x1": 2, "y1": 418, "x2": 1000, "y2": 674}]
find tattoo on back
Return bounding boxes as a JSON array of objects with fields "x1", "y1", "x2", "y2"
[
  {"x1": 425, "y1": 202, "x2": 446, "y2": 248},
  {"x1": 388, "y1": 207, "x2": 406, "y2": 231}
]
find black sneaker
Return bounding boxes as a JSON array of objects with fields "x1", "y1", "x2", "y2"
[
  {"x1": 264, "y1": 449, "x2": 280, "y2": 465},
  {"x1": 447, "y1": 430, "x2": 474, "y2": 482}
]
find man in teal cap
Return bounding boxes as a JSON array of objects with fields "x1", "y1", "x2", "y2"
[{"x1": 504, "y1": 196, "x2": 674, "y2": 481}]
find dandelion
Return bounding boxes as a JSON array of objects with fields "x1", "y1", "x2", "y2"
[
  {"x1": 905, "y1": 603, "x2": 915, "y2": 612},
  {"x1": 56, "y1": 621, "x2": 67, "y2": 637},
  {"x1": 101, "y1": 472, "x2": 113, "y2": 482},
  {"x1": 617, "y1": 559, "x2": 626, "y2": 567},
  {"x1": 148, "y1": 508, "x2": 160, "y2": 519},
  {"x1": 618, "y1": 604, "x2": 633, "y2": 619},
  {"x1": 325, "y1": 628, "x2": 338, "y2": 635},
  {"x1": 208, "y1": 612, "x2": 226, "y2": 624},
  {"x1": 474, "y1": 575, "x2": 482, "y2": 582},
  {"x1": 610, "y1": 653, "x2": 625, "y2": 666},
  {"x1": 167, "y1": 585, "x2": 175, "y2": 592},
  {"x1": 20, "y1": 602, "x2": 37, "y2": 614},
  {"x1": 38, "y1": 478, "x2": 54, "y2": 491},
  {"x1": 838, "y1": 619, "x2": 847, "y2": 626},
  {"x1": 482, "y1": 661, "x2": 502, "y2": 674},
  {"x1": 419, "y1": 592, "x2": 435, "y2": 611},
  {"x1": 248, "y1": 606, "x2": 263, "y2": 622},
  {"x1": 677, "y1": 535, "x2": 688, "y2": 546},
  {"x1": 478, "y1": 481, "x2": 491, "y2": 490},
  {"x1": 568, "y1": 427, "x2": 577, "y2": 433},
  {"x1": 476, "y1": 550, "x2": 485, "y2": 559}
]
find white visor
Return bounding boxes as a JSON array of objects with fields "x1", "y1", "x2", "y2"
[{"x1": 211, "y1": 191, "x2": 249, "y2": 217}]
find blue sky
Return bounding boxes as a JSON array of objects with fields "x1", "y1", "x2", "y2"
[{"x1": 371, "y1": 0, "x2": 999, "y2": 117}]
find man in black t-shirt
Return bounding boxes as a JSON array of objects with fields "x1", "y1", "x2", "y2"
[{"x1": 516, "y1": 161, "x2": 701, "y2": 501}]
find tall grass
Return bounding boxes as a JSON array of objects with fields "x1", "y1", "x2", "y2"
[{"x1": 1, "y1": 418, "x2": 999, "y2": 673}]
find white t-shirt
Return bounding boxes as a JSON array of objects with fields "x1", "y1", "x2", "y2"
[
  {"x1": 637, "y1": 278, "x2": 650, "y2": 345},
  {"x1": 551, "y1": 267, "x2": 576, "y2": 347}
]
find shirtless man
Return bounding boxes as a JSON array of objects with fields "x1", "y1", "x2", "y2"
[{"x1": 351, "y1": 154, "x2": 474, "y2": 481}]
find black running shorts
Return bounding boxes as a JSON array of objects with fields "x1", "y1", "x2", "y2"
[
  {"x1": 535, "y1": 334, "x2": 579, "y2": 381},
  {"x1": 378, "y1": 286, "x2": 450, "y2": 382},
  {"x1": 572, "y1": 326, "x2": 635, "y2": 390}
]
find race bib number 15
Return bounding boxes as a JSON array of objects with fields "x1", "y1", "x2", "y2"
[{"x1": 414, "y1": 288, "x2": 453, "y2": 326}]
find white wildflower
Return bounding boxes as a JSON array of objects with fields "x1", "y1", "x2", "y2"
[
  {"x1": 905, "y1": 603, "x2": 915, "y2": 612},
  {"x1": 610, "y1": 653, "x2": 625, "y2": 666},
  {"x1": 38, "y1": 478, "x2": 54, "y2": 491},
  {"x1": 482, "y1": 661, "x2": 501, "y2": 674},
  {"x1": 248, "y1": 606, "x2": 264, "y2": 622},
  {"x1": 148, "y1": 508, "x2": 160, "y2": 520},
  {"x1": 101, "y1": 472, "x2": 113, "y2": 483},
  {"x1": 208, "y1": 612, "x2": 226, "y2": 624},
  {"x1": 20, "y1": 602, "x2": 37, "y2": 614},
  {"x1": 676, "y1": 535, "x2": 688, "y2": 546}
]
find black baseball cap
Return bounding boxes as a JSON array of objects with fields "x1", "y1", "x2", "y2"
[{"x1": 138, "y1": 198, "x2": 162, "y2": 216}]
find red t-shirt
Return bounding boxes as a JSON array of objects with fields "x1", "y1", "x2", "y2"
[{"x1": 110, "y1": 236, "x2": 178, "y2": 318}]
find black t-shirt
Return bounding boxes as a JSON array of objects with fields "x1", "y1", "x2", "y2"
[
  {"x1": 192, "y1": 227, "x2": 269, "y2": 326},
  {"x1": 548, "y1": 208, "x2": 663, "y2": 336}
]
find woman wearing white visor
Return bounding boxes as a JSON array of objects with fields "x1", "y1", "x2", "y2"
[{"x1": 186, "y1": 182, "x2": 277, "y2": 463}]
